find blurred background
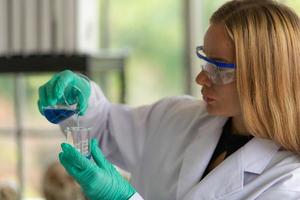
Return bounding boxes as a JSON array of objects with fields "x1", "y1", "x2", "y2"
[{"x1": 0, "y1": 0, "x2": 299, "y2": 199}]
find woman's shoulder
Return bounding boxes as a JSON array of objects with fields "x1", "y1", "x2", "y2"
[
  {"x1": 153, "y1": 95, "x2": 207, "y2": 115},
  {"x1": 263, "y1": 149, "x2": 300, "y2": 191},
  {"x1": 267, "y1": 149, "x2": 300, "y2": 168}
]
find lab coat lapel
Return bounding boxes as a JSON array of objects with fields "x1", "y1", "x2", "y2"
[
  {"x1": 182, "y1": 137, "x2": 280, "y2": 200},
  {"x1": 176, "y1": 116, "x2": 227, "y2": 199}
]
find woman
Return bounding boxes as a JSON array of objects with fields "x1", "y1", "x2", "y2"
[{"x1": 38, "y1": 0, "x2": 300, "y2": 199}]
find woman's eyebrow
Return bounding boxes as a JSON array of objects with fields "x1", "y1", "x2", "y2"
[
  {"x1": 209, "y1": 56, "x2": 231, "y2": 63},
  {"x1": 202, "y1": 47, "x2": 231, "y2": 63}
]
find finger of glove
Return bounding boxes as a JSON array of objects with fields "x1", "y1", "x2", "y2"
[
  {"x1": 90, "y1": 139, "x2": 112, "y2": 171},
  {"x1": 59, "y1": 152, "x2": 101, "y2": 188},
  {"x1": 45, "y1": 75, "x2": 60, "y2": 106},
  {"x1": 53, "y1": 71, "x2": 74, "y2": 101},
  {"x1": 38, "y1": 76, "x2": 60, "y2": 108},
  {"x1": 38, "y1": 85, "x2": 51, "y2": 109},
  {"x1": 59, "y1": 152, "x2": 81, "y2": 178},
  {"x1": 61, "y1": 143, "x2": 91, "y2": 171}
]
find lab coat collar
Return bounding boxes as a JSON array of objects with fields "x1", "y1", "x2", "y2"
[
  {"x1": 176, "y1": 116, "x2": 227, "y2": 199},
  {"x1": 178, "y1": 131, "x2": 280, "y2": 199},
  {"x1": 242, "y1": 137, "x2": 280, "y2": 174}
]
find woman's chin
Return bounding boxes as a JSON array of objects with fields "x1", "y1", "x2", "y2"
[
  {"x1": 206, "y1": 104, "x2": 231, "y2": 117},
  {"x1": 206, "y1": 104, "x2": 218, "y2": 115}
]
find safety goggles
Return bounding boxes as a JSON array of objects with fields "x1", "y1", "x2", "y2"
[{"x1": 196, "y1": 46, "x2": 236, "y2": 85}]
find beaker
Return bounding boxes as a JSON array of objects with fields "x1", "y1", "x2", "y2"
[
  {"x1": 43, "y1": 105, "x2": 78, "y2": 124},
  {"x1": 43, "y1": 85, "x2": 82, "y2": 124},
  {"x1": 65, "y1": 127, "x2": 91, "y2": 159}
]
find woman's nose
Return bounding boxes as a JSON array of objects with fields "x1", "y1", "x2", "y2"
[{"x1": 195, "y1": 71, "x2": 213, "y2": 87}]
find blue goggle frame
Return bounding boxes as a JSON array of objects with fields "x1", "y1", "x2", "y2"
[{"x1": 196, "y1": 46, "x2": 236, "y2": 69}]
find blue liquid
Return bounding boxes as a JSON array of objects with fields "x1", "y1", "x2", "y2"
[{"x1": 44, "y1": 108, "x2": 76, "y2": 124}]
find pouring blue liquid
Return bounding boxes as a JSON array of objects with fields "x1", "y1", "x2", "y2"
[{"x1": 43, "y1": 108, "x2": 77, "y2": 124}]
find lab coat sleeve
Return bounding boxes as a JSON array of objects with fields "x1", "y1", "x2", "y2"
[
  {"x1": 129, "y1": 192, "x2": 144, "y2": 200},
  {"x1": 60, "y1": 81, "x2": 185, "y2": 172},
  {"x1": 256, "y1": 189, "x2": 300, "y2": 200}
]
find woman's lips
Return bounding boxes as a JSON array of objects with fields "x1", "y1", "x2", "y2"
[
  {"x1": 203, "y1": 95, "x2": 216, "y2": 103},
  {"x1": 201, "y1": 90, "x2": 216, "y2": 103}
]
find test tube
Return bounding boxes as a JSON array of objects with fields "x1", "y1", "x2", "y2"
[{"x1": 65, "y1": 127, "x2": 91, "y2": 159}]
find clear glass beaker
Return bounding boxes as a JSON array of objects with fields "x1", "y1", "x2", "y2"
[
  {"x1": 65, "y1": 127, "x2": 91, "y2": 159},
  {"x1": 43, "y1": 85, "x2": 82, "y2": 124},
  {"x1": 43, "y1": 105, "x2": 78, "y2": 124}
]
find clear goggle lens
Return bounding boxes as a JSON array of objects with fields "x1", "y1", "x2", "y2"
[{"x1": 201, "y1": 61, "x2": 235, "y2": 85}]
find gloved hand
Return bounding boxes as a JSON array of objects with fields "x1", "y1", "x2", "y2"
[
  {"x1": 38, "y1": 70, "x2": 91, "y2": 115},
  {"x1": 59, "y1": 139, "x2": 136, "y2": 200}
]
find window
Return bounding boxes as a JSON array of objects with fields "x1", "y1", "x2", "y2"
[{"x1": 110, "y1": 0, "x2": 184, "y2": 105}]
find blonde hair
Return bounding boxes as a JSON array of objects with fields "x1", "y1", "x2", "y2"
[{"x1": 211, "y1": 0, "x2": 300, "y2": 153}]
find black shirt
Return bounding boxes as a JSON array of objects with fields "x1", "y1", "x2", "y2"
[{"x1": 201, "y1": 118, "x2": 253, "y2": 179}]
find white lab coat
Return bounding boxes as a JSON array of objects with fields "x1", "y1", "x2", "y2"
[{"x1": 61, "y1": 82, "x2": 300, "y2": 200}]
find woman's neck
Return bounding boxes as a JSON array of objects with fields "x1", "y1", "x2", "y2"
[{"x1": 231, "y1": 116, "x2": 250, "y2": 136}]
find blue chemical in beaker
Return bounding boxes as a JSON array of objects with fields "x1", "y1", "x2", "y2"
[{"x1": 44, "y1": 108, "x2": 77, "y2": 124}]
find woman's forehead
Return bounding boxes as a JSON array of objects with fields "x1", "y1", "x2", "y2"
[{"x1": 203, "y1": 23, "x2": 235, "y2": 63}]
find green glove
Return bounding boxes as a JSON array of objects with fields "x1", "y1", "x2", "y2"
[
  {"x1": 59, "y1": 139, "x2": 136, "y2": 200},
  {"x1": 38, "y1": 70, "x2": 91, "y2": 115}
]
